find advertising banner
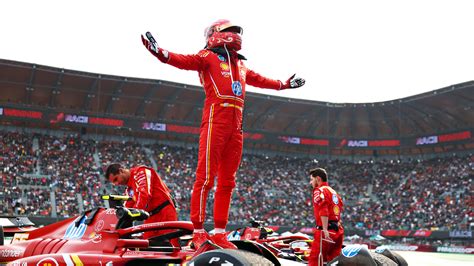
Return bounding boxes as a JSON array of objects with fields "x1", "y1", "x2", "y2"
[
  {"x1": 142, "y1": 122, "x2": 166, "y2": 132},
  {"x1": 3, "y1": 108, "x2": 42, "y2": 119}
]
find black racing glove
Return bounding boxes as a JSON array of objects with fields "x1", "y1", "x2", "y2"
[{"x1": 283, "y1": 74, "x2": 305, "y2": 89}]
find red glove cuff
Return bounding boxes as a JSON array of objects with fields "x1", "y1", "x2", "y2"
[
  {"x1": 156, "y1": 48, "x2": 169, "y2": 63},
  {"x1": 280, "y1": 79, "x2": 291, "y2": 90},
  {"x1": 280, "y1": 74, "x2": 297, "y2": 90},
  {"x1": 141, "y1": 35, "x2": 169, "y2": 63}
]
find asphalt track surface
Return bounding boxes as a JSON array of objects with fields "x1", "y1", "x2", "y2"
[{"x1": 397, "y1": 251, "x2": 473, "y2": 266}]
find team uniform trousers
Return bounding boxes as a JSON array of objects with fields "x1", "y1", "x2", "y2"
[
  {"x1": 143, "y1": 204, "x2": 178, "y2": 239},
  {"x1": 309, "y1": 226, "x2": 344, "y2": 265}
]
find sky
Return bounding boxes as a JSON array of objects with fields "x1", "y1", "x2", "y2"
[{"x1": 1, "y1": 0, "x2": 473, "y2": 103}]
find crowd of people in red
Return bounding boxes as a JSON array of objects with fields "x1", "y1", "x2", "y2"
[{"x1": 1, "y1": 130, "x2": 472, "y2": 231}]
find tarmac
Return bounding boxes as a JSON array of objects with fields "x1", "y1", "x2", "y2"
[{"x1": 397, "y1": 251, "x2": 473, "y2": 266}]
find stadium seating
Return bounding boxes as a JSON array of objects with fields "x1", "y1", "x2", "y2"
[{"x1": 0, "y1": 130, "x2": 472, "y2": 231}]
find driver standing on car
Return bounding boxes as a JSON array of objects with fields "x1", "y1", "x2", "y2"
[
  {"x1": 140, "y1": 19, "x2": 305, "y2": 249},
  {"x1": 105, "y1": 163, "x2": 177, "y2": 241},
  {"x1": 308, "y1": 168, "x2": 344, "y2": 265}
]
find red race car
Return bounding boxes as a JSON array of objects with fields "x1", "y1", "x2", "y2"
[
  {"x1": 0, "y1": 216, "x2": 37, "y2": 246},
  {"x1": 228, "y1": 221, "x2": 408, "y2": 266},
  {"x1": 228, "y1": 220, "x2": 312, "y2": 263},
  {"x1": 0, "y1": 196, "x2": 302, "y2": 266}
]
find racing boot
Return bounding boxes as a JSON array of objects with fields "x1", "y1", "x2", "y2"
[
  {"x1": 211, "y1": 232, "x2": 237, "y2": 249},
  {"x1": 192, "y1": 231, "x2": 211, "y2": 249}
]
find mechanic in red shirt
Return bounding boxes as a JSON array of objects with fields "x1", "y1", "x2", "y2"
[
  {"x1": 141, "y1": 19, "x2": 305, "y2": 249},
  {"x1": 308, "y1": 168, "x2": 344, "y2": 265},
  {"x1": 105, "y1": 163, "x2": 177, "y2": 241}
]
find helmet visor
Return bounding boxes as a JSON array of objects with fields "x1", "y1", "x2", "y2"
[
  {"x1": 220, "y1": 25, "x2": 243, "y2": 35},
  {"x1": 204, "y1": 21, "x2": 243, "y2": 38}
]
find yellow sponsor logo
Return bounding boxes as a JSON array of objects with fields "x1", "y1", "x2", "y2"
[
  {"x1": 71, "y1": 254, "x2": 84, "y2": 266},
  {"x1": 12, "y1": 233, "x2": 29, "y2": 243},
  {"x1": 220, "y1": 63, "x2": 229, "y2": 71}
]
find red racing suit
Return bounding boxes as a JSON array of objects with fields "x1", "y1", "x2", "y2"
[
  {"x1": 155, "y1": 47, "x2": 286, "y2": 229},
  {"x1": 309, "y1": 182, "x2": 344, "y2": 265},
  {"x1": 125, "y1": 165, "x2": 177, "y2": 239}
]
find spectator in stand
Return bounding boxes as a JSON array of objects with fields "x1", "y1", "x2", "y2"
[
  {"x1": 308, "y1": 168, "x2": 344, "y2": 265},
  {"x1": 1, "y1": 130, "x2": 472, "y2": 233},
  {"x1": 105, "y1": 163, "x2": 178, "y2": 243}
]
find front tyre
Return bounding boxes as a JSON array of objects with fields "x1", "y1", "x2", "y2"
[
  {"x1": 188, "y1": 249, "x2": 274, "y2": 265},
  {"x1": 370, "y1": 252, "x2": 397, "y2": 266}
]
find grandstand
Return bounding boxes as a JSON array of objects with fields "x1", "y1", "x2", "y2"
[
  {"x1": 1, "y1": 59, "x2": 473, "y2": 254},
  {"x1": 0, "y1": 59, "x2": 472, "y2": 157}
]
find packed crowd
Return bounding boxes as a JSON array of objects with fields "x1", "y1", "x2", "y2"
[{"x1": 0, "y1": 130, "x2": 472, "y2": 230}]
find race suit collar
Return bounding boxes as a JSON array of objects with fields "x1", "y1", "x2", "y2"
[
  {"x1": 127, "y1": 166, "x2": 141, "y2": 187},
  {"x1": 318, "y1": 182, "x2": 329, "y2": 188},
  {"x1": 126, "y1": 173, "x2": 134, "y2": 188},
  {"x1": 209, "y1": 47, "x2": 247, "y2": 60}
]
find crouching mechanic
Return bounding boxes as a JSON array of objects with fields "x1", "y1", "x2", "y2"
[
  {"x1": 141, "y1": 19, "x2": 305, "y2": 249},
  {"x1": 105, "y1": 163, "x2": 178, "y2": 242},
  {"x1": 308, "y1": 168, "x2": 344, "y2": 265}
]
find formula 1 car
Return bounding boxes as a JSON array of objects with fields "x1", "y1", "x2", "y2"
[
  {"x1": 228, "y1": 220, "x2": 312, "y2": 262},
  {"x1": 0, "y1": 216, "x2": 37, "y2": 246},
  {"x1": 0, "y1": 196, "x2": 301, "y2": 266},
  {"x1": 229, "y1": 220, "x2": 408, "y2": 266}
]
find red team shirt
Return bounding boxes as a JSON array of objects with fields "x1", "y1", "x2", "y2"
[
  {"x1": 124, "y1": 165, "x2": 177, "y2": 240},
  {"x1": 312, "y1": 182, "x2": 344, "y2": 226},
  {"x1": 125, "y1": 165, "x2": 175, "y2": 212}
]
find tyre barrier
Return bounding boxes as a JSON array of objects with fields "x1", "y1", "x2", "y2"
[{"x1": 327, "y1": 244, "x2": 403, "y2": 266}]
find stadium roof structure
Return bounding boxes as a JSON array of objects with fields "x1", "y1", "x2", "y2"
[{"x1": 1, "y1": 58, "x2": 472, "y2": 141}]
